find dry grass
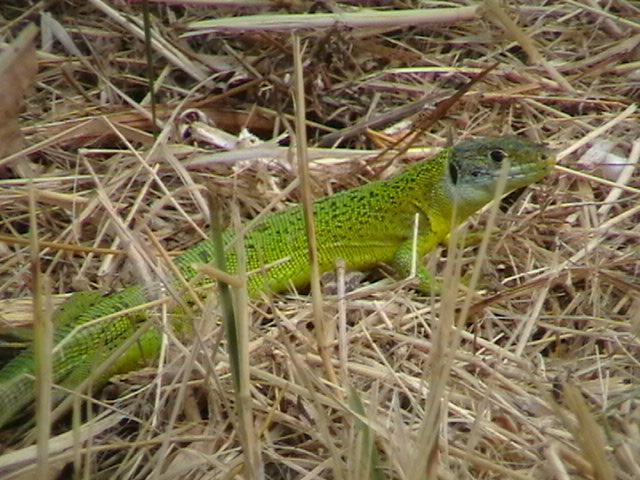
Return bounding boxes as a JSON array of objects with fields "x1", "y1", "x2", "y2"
[{"x1": 1, "y1": 0, "x2": 640, "y2": 479}]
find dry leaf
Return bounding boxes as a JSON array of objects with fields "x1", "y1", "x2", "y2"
[{"x1": 0, "y1": 23, "x2": 38, "y2": 173}]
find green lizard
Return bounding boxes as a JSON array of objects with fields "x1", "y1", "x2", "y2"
[{"x1": 0, "y1": 136, "x2": 554, "y2": 429}]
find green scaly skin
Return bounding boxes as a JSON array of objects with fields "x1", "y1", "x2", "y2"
[{"x1": 0, "y1": 136, "x2": 554, "y2": 429}]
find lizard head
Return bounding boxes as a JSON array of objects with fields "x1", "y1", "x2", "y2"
[{"x1": 447, "y1": 136, "x2": 555, "y2": 219}]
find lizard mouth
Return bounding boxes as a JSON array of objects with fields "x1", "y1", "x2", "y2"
[{"x1": 506, "y1": 150, "x2": 555, "y2": 186}]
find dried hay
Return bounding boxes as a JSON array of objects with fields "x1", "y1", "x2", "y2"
[{"x1": 0, "y1": 1, "x2": 639, "y2": 479}]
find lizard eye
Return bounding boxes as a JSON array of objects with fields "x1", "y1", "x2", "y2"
[
  {"x1": 489, "y1": 149, "x2": 507, "y2": 162},
  {"x1": 449, "y1": 162, "x2": 458, "y2": 184}
]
